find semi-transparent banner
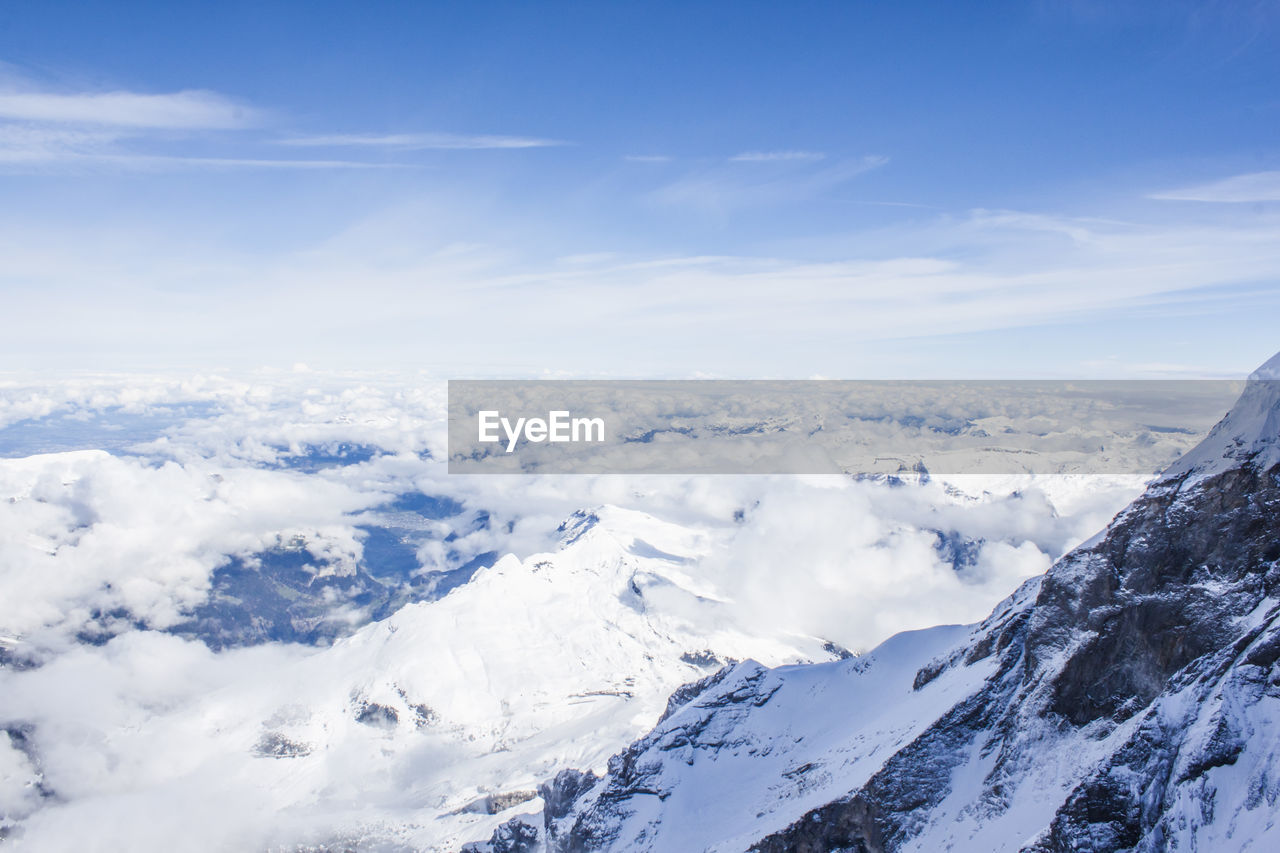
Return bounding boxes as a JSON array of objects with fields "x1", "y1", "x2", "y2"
[{"x1": 447, "y1": 380, "x2": 1251, "y2": 475}]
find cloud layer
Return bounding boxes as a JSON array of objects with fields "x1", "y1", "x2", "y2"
[{"x1": 0, "y1": 373, "x2": 1166, "y2": 849}]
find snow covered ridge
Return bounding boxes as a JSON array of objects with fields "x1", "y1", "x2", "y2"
[
  {"x1": 502, "y1": 354, "x2": 1280, "y2": 852},
  {"x1": 0, "y1": 487, "x2": 1107, "y2": 852},
  {"x1": 1160, "y1": 351, "x2": 1280, "y2": 484}
]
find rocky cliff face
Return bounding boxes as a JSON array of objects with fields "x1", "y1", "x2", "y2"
[{"x1": 487, "y1": 359, "x2": 1280, "y2": 852}]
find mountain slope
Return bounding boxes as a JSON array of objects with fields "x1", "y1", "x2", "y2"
[
  {"x1": 532, "y1": 357, "x2": 1280, "y2": 852},
  {"x1": 0, "y1": 505, "x2": 847, "y2": 851}
]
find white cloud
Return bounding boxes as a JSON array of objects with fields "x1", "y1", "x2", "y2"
[
  {"x1": 275, "y1": 132, "x2": 565, "y2": 149},
  {"x1": 0, "y1": 123, "x2": 412, "y2": 171},
  {"x1": 729, "y1": 149, "x2": 826, "y2": 162},
  {"x1": 623, "y1": 154, "x2": 672, "y2": 163},
  {"x1": 650, "y1": 154, "x2": 886, "y2": 212},
  {"x1": 0, "y1": 374, "x2": 462, "y2": 651},
  {"x1": 19, "y1": 153, "x2": 407, "y2": 170},
  {"x1": 1150, "y1": 170, "x2": 1280, "y2": 202},
  {"x1": 697, "y1": 480, "x2": 1056, "y2": 650},
  {"x1": 0, "y1": 81, "x2": 529, "y2": 170},
  {"x1": 3, "y1": 198, "x2": 1279, "y2": 375},
  {"x1": 0, "y1": 450, "x2": 379, "y2": 649},
  {"x1": 0, "y1": 81, "x2": 409, "y2": 171},
  {"x1": 0, "y1": 87, "x2": 257, "y2": 129},
  {"x1": 0, "y1": 730, "x2": 41, "y2": 820},
  {"x1": 0, "y1": 149, "x2": 411, "y2": 170},
  {"x1": 0, "y1": 124, "x2": 121, "y2": 164}
]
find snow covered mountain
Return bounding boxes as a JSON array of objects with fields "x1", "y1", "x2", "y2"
[
  {"x1": 3, "y1": 373, "x2": 1158, "y2": 852},
  {"x1": 2, "y1": 369, "x2": 1261, "y2": 851},
  {"x1": 0, "y1": 504, "x2": 849, "y2": 851},
  {"x1": 495, "y1": 355, "x2": 1280, "y2": 852}
]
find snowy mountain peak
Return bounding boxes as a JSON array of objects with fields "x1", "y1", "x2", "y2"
[
  {"x1": 1162, "y1": 349, "x2": 1280, "y2": 483},
  {"x1": 1250, "y1": 349, "x2": 1280, "y2": 380},
  {"x1": 556, "y1": 508, "x2": 603, "y2": 548},
  {"x1": 553, "y1": 506, "x2": 711, "y2": 572}
]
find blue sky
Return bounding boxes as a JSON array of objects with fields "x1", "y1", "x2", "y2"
[{"x1": 1, "y1": 1, "x2": 1278, "y2": 376}]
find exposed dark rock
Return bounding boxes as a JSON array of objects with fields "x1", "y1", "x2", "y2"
[
  {"x1": 749, "y1": 795, "x2": 884, "y2": 853},
  {"x1": 354, "y1": 702, "x2": 398, "y2": 728},
  {"x1": 253, "y1": 732, "x2": 312, "y2": 758},
  {"x1": 456, "y1": 790, "x2": 539, "y2": 816},
  {"x1": 931, "y1": 527, "x2": 982, "y2": 572},
  {"x1": 541, "y1": 768, "x2": 599, "y2": 824},
  {"x1": 1032, "y1": 462, "x2": 1280, "y2": 726},
  {"x1": 657, "y1": 665, "x2": 737, "y2": 725},
  {"x1": 679, "y1": 648, "x2": 723, "y2": 668},
  {"x1": 540, "y1": 768, "x2": 601, "y2": 853},
  {"x1": 821, "y1": 641, "x2": 856, "y2": 661},
  {"x1": 461, "y1": 815, "x2": 540, "y2": 853}
]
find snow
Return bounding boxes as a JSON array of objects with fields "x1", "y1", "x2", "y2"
[
  {"x1": 0, "y1": 506, "x2": 839, "y2": 851},
  {"x1": 1161, "y1": 352, "x2": 1280, "y2": 484},
  {"x1": 554, "y1": 622, "x2": 990, "y2": 852}
]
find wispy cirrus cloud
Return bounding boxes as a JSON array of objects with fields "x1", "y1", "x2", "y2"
[
  {"x1": 650, "y1": 154, "x2": 887, "y2": 212},
  {"x1": 0, "y1": 78, "x2": 560, "y2": 171},
  {"x1": 0, "y1": 152, "x2": 409, "y2": 170},
  {"x1": 0, "y1": 124, "x2": 123, "y2": 159},
  {"x1": 0, "y1": 87, "x2": 258, "y2": 129},
  {"x1": 275, "y1": 132, "x2": 566, "y2": 150},
  {"x1": 1150, "y1": 170, "x2": 1280, "y2": 203},
  {"x1": 0, "y1": 81, "x2": 424, "y2": 170},
  {"x1": 729, "y1": 149, "x2": 826, "y2": 163},
  {"x1": 0, "y1": 125, "x2": 408, "y2": 171}
]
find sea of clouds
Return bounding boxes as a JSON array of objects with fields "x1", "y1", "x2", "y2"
[{"x1": 0, "y1": 372, "x2": 1184, "y2": 849}]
